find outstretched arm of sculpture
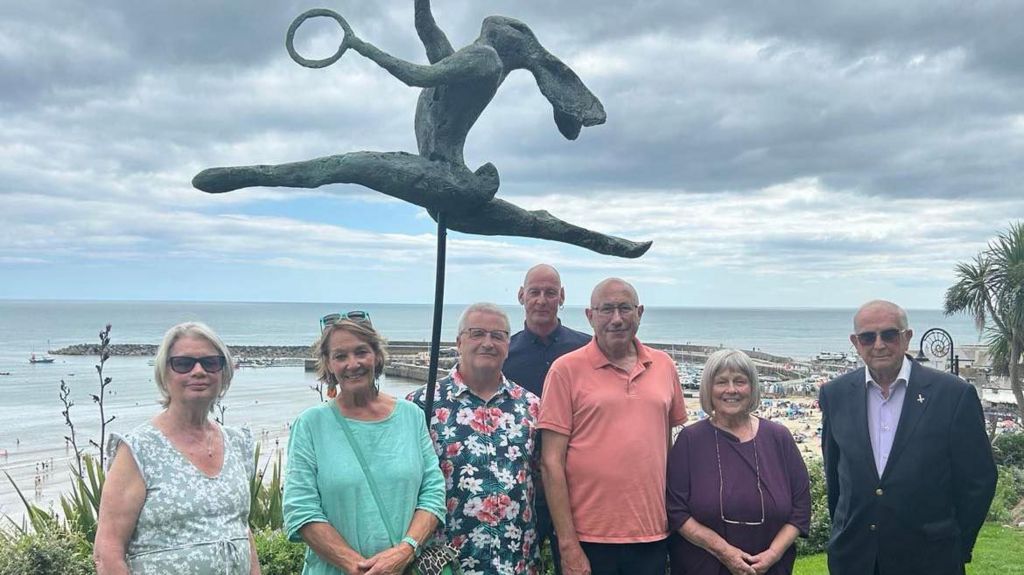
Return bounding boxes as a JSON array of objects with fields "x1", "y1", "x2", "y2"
[
  {"x1": 193, "y1": 151, "x2": 499, "y2": 211},
  {"x1": 440, "y1": 198, "x2": 652, "y2": 259},
  {"x1": 414, "y1": 0, "x2": 454, "y2": 63}
]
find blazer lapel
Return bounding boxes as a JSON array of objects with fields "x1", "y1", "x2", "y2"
[
  {"x1": 882, "y1": 359, "x2": 934, "y2": 480},
  {"x1": 847, "y1": 372, "x2": 880, "y2": 482}
]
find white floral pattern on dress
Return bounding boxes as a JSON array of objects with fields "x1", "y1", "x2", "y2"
[{"x1": 106, "y1": 422, "x2": 255, "y2": 575}]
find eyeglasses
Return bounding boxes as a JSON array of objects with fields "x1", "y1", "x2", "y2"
[
  {"x1": 714, "y1": 427, "x2": 765, "y2": 526},
  {"x1": 168, "y1": 355, "x2": 227, "y2": 374},
  {"x1": 855, "y1": 328, "x2": 905, "y2": 346},
  {"x1": 591, "y1": 304, "x2": 637, "y2": 317},
  {"x1": 321, "y1": 311, "x2": 371, "y2": 330},
  {"x1": 460, "y1": 328, "x2": 510, "y2": 343}
]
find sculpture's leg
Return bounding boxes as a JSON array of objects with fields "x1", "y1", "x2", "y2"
[
  {"x1": 192, "y1": 152, "x2": 499, "y2": 213},
  {"x1": 441, "y1": 198, "x2": 652, "y2": 259}
]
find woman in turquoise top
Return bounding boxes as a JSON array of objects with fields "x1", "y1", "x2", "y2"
[
  {"x1": 284, "y1": 313, "x2": 446, "y2": 575},
  {"x1": 94, "y1": 322, "x2": 260, "y2": 574}
]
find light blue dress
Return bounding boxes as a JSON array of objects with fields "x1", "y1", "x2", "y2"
[
  {"x1": 107, "y1": 422, "x2": 255, "y2": 575},
  {"x1": 283, "y1": 399, "x2": 446, "y2": 575}
]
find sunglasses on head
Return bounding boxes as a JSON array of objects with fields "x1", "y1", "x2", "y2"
[
  {"x1": 855, "y1": 329, "x2": 905, "y2": 346},
  {"x1": 320, "y1": 310, "x2": 372, "y2": 330},
  {"x1": 168, "y1": 355, "x2": 227, "y2": 374}
]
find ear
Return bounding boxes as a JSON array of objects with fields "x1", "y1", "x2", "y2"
[
  {"x1": 849, "y1": 334, "x2": 859, "y2": 348},
  {"x1": 518, "y1": 286, "x2": 526, "y2": 305},
  {"x1": 636, "y1": 304, "x2": 645, "y2": 319},
  {"x1": 558, "y1": 287, "x2": 565, "y2": 306}
]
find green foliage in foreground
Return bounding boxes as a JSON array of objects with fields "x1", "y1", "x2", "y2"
[
  {"x1": 793, "y1": 523, "x2": 1024, "y2": 575},
  {"x1": 0, "y1": 525, "x2": 93, "y2": 575},
  {"x1": 253, "y1": 528, "x2": 307, "y2": 575}
]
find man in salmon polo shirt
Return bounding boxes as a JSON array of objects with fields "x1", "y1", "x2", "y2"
[{"x1": 539, "y1": 277, "x2": 687, "y2": 575}]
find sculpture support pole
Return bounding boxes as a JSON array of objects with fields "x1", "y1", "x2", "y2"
[{"x1": 423, "y1": 211, "x2": 447, "y2": 424}]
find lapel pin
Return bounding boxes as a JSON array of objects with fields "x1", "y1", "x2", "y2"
[{"x1": 917, "y1": 394, "x2": 925, "y2": 404}]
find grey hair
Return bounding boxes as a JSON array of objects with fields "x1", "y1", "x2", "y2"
[
  {"x1": 699, "y1": 348, "x2": 761, "y2": 416},
  {"x1": 854, "y1": 300, "x2": 909, "y2": 331},
  {"x1": 154, "y1": 322, "x2": 234, "y2": 410},
  {"x1": 457, "y1": 302, "x2": 510, "y2": 334}
]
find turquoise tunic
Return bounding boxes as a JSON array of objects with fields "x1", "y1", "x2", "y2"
[
  {"x1": 283, "y1": 399, "x2": 446, "y2": 575},
  {"x1": 107, "y1": 423, "x2": 255, "y2": 575}
]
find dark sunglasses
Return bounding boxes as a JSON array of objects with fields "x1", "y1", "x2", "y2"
[
  {"x1": 320, "y1": 310, "x2": 372, "y2": 330},
  {"x1": 168, "y1": 355, "x2": 227, "y2": 374},
  {"x1": 855, "y1": 329, "x2": 905, "y2": 346}
]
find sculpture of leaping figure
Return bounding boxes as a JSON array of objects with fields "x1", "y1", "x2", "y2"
[{"x1": 192, "y1": 0, "x2": 651, "y2": 258}]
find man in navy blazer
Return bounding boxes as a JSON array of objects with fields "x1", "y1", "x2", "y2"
[{"x1": 819, "y1": 300, "x2": 996, "y2": 575}]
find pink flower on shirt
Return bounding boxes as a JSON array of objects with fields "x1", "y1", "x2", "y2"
[
  {"x1": 468, "y1": 406, "x2": 505, "y2": 434},
  {"x1": 446, "y1": 441, "x2": 463, "y2": 457},
  {"x1": 435, "y1": 407, "x2": 451, "y2": 424}
]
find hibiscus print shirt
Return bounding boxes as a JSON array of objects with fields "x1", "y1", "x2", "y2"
[{"x1": 408, "y1": 368, "x2": 541, "y2": 575}]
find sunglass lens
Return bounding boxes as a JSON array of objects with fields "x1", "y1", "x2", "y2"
[
  {"x1": 857, "y1": 332, "x2": 877, "y2": 346},
  {"x1": 169, "y1": 357, "x2": 196, "y2": 373},
  {"x1": 199, "y1": 356, "x2": 226, "y2": 372},
  {"x1": 879, "y1": 329, "x2": 901, "y2": 343},
  {"x1": 346, "y1": 311, "x2": 368, "y2": 320}
]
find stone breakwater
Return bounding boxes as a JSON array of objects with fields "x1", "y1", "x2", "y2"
[{"x1": 53, "y1": 343, "x2": 314, "y2": 358}]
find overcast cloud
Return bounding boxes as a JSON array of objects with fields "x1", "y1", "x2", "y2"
[{"x1": 2, "y1": 0, "x2": 1022, "y2": 307}]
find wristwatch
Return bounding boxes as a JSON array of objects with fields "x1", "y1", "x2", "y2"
[{"x1": 401, "y1": 535, "x2": 421, "y2": 557}]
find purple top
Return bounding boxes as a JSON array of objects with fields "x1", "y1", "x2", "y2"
[{"x1": 666, "y1": 418, "x2": 811, "y2": 575}]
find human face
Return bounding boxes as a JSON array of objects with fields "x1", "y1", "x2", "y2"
[
  {"x1": 518, "y1": 267, "x2": 565, "y2": 331},
  {"x1": 456, "y1": 311, "x2": 510, "y2": 378},
  {"x1": 710, "y1": 369, "x2": 752, "y2": 420},
  {"x1": 327, "y1": 329, "x2": 378, "y2": 394},
  {"x1": 586, "y1": 281, "x2": 643, "y2": 353},
  {"x1": 166, "y1": 336, "x2": 223, "y2": 407},
  {"x1": 850, "y1": 303, "x2": 912, "y2": 383}
]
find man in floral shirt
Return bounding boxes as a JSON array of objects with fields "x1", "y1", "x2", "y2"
[{"x1": 408, "y1": 302, "x2": 541, "y2": 575}]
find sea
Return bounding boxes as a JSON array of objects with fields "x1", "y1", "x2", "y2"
[{"x1": 0, "y1": 299, "x2": 981, "y2": 522}]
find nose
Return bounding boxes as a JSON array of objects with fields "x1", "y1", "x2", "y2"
[
  {"x1": 190, "y1": 361, "x2": 207, "y2": 375},
  {"x1": 872, "y1": 334, "x2": 887, "y2": 349}
]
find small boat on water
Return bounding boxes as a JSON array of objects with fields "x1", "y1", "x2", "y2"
[{"x1": 29, "y1": 353, "x2": 55, "y2": 364}]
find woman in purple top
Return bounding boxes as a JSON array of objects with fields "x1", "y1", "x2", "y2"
[{"x1": 667, "y1": 349, "x2": 811, "y2": 575}]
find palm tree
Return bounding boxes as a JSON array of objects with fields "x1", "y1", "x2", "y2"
[{"x1": 944, "y1": 222, "x2": 1024, "y2": 424}]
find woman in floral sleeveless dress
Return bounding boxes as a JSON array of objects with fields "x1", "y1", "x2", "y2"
[{"x1": 94, "y1": 322, "x2": 261, "y2": 575}]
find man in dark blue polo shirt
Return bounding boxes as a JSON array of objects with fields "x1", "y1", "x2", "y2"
[{"x1": 504, "y1": 263, "x2": 590, "y2": 574}]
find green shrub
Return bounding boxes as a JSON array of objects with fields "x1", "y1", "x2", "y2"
[
  {"x1": 250, "y1": 443, "x2": 284, "y2": 531},
  {"x1": 993, "y1": 432, "x2": 1024, "y2": 468},
  {"x1": 0, "y1": 526, "x2": 94, "y2": 575},
  {"x1": 254, "y1": 528, "x2": 307, "y2": 575},
  {"x1": 988, "y1": 464, "x2": 1024, "y2": 522},
  {"x1": 796, "y1": 457, "x2": 831, "y2": 556}
]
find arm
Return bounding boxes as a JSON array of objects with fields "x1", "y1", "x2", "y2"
[
  {"x1": 746, "y1": 524, "x2": 801, "y2": 575},
  {"x1": 677, "y1": 518, "x2": 756, "y2": 575},
  {"x1": 818, "y1": 385, "x2": 839, "y2": 518},
  {"x1": 950, "y1": 383, "x2": 998, "y2": 562},
  {"x1": 283, "y1": 417, "x2": 365, "y2": 571},
  {"x1": 248, "y1": 528, "x2": 262, "y2": 575},
  {"x1": 414, "y1": 0, "x2": 454, "y2": 63},
  {"x1": 93, "y1": 443, "x2": 146, "y2": 575},
  {"x1": 347, "y1": 37, "x2": 487, "y2": 89},
  {"x1": 358, "y1": 510, "x2": 439, "y2": 575},
  {"x1": 540, "y1": 430, "x2": 590, "y2": 575},
  {"x1": 299, "y1": 523, "x2": 365, "y2": 574}
]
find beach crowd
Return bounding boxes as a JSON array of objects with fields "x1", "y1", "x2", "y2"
[{"x1": 90, "y1": 264, "x2": 998, "y2": 575}]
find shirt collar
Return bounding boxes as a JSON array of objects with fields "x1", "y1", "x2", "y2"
[
  {"x1": 585, "y1": 337, "x2": 651, "y2": 369},
  {"x1": 523, "y1": 320, "x2": 564, "y2": 343},
  {"x1": 451, "y1": 364, "x2": 514, "y2": 399},
  {"x1": 864, "y1": 355, "x2": 913, "y2": 389}
]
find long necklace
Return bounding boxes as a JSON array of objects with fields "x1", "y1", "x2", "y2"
[
  {"x1": 205, "y1": 423, "x2": 214, "y2": 458},
  {"x1": 714, "y1": 418, "x2": 765, "y2": 526}
]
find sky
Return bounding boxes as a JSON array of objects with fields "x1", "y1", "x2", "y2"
[{"x1": 2, "y1": 0, "x2": 1023, "y2": 308}]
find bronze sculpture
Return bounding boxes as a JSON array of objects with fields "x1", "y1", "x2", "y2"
[{"x1": 193, "y1": 0, "x2": 651, "y2": 258}]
